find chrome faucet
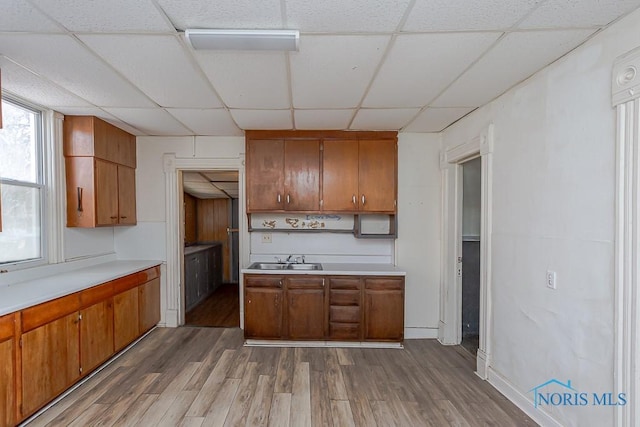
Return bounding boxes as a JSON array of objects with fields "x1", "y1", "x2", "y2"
[{"x1": 286, "y1": 254, "x2": 306, "y2": 264}]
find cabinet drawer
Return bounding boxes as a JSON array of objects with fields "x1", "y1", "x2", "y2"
[
  {"x1": 22, "y1": 293, "x2": 81, "y2": 333},
  {"x1": 287, "y1": 277, "x2": 324, "y2": 289},
  {"x1": 80, "y1": 282, "x2": 114, "y2": 308},
  {"x1": 138, "y1": 265, "x2": 160, "y2": 284},
  {"x1": 329, "y1": 277, "x2": 361, "y2": 290},
  {"x1": 330, "y1": 289, "x2": 360, "y2": 306},
  {"x1": 330, "y1": 306, "x2": 360, "y2": 323},
  {"x1": 112, "y1": 273, "x2": 139, "y2": 294},
  {"x1": 329, "y1": 322, "x2": 360, "y2": 340},
  {"x1": 0, "y1": 313, "x2": 15, "y2": 342},
  {"x1": 245, "y1": 275, "x2": 283, "y2": 288},
  {"x1": 364, "y1": 277, "x2": 404, "y2": 291}
]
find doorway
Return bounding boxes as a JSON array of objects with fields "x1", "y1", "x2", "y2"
[
  {"x1": 181, "y1": 170, "x2": 240, "y2": 327},
  {"x1": 461, "y1": 157, "x2": 481, "y2": 356}
]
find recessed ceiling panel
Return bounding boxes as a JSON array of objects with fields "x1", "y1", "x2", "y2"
[
  {"x1": 230, "y1": 109, "x2": 293, "y2": 129},
  {"x1": 31, "y1": 0, "x2": 173, "y2": 32},
  {"x1": 0, "y1": 34, "x2": 155, "y2": 107},
  {"x1": 0, "y1": 57, "x2": 91, "y2": 108},
  {"x1": 519, "y1": 0, "x2": 640, "y2": 28},
  {"x1": 167, "y1": 108, "x2": 242, "y2": 136},
  {"x1": 0, "y1": 1, "x2": 63, "y2": 32},
  {"x1": 363, "y1": 33, "x2": 500, "y2": 108},
  {"x1": 183, "y1": 172, "x2": 209, "y2": 183},
  {"x1": 404, "y1": 0, "x2": 541, "y2": 31},
  {"x1": 294, "y1": 109, "x2": 354, "y2": 130},
  {"x1": 193, "y1": 50, "x2": 289, "y2": 109},
  {"x1": 432, "y1": 29, "x2": 596, "y2": 108},
  {"x1": 104, "y1": 108, "x2": 192, "y2": 135},
  {"x1": 156, "y1": 0, "x2": 283, "y2": 30},
  {"x1": 350, "y1": 108, "x2": 420, "y2": 130},
  {"x1": 285, "y1": 0, "x2": 412, "y2": 32},
  {"x1": 404, "y1": 107, "x2": 475, "y2": 132},
  {"x1": 80, "y1": 35, "x2": 221, "y2": 108},
  {"x1": 290, "y1": 35, "x2": 390, "y2": 109}
]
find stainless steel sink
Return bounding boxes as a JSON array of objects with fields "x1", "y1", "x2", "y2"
[{"x1": 248, "y1": 262, "x2": 322, "y2": 271}]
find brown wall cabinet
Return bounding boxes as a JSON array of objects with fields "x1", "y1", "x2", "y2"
[
  {"x1": 244, "y1": 274, "x2": 403, "y2": 342},
  {"x1": 246, "y1": 138, "x2": 321, "y2": 212},
  {"x1": 64, "y1": 115, "x2": 137, "y2": 227},
  {"x1": 2, "y1": 265, "x2": 160, "y2": 424},
  {"x1": 246, "y1": 131, "x2": 397, "y2": 215}
]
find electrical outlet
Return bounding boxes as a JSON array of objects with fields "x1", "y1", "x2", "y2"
[
  {"x1": 546, "y1": 270, "x2": 557, "y2": 289},
  {"x1": 262, "y1": 233, "x2": 272, "y2": 243}
]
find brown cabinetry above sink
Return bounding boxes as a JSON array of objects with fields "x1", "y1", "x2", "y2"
[
  {"x1": 243, "y1": 273, "x2": 404, "y2": 342},
  {"x1": 245, "y1": 130, "x2": 397, "y2": 215}
]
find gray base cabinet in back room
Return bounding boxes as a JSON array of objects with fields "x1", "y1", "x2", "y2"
[{"x1": 184, "y1": 244, "x2": 222, "y2": 312}]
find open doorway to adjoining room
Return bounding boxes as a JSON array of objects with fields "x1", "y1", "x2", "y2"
[{"x1": 181, "y1": 170, "x2": 240, "y2": 327}]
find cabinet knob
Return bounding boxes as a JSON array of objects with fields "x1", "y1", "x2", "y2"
[
  {"x1": 361, "y1": 195, "x2": 366, "y2": 205},
  {"x1": 277, "y1": 193, "x2": 281, "y2": 203},
  {"x1": 352, "y1": 195, "x2": 356, "y2": 205},
  {"x1": 286, "y1": 194, "x2": 291, "y2": 204}
]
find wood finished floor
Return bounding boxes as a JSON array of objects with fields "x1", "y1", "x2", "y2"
[
  {"x1": 185, "y1": 283, "x2": 240, "y2": 328},
  {"x1": 28, "y1": 327, "x2": 536, "y2": 427}
]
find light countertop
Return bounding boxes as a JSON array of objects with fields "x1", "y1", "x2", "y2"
[
  {"x1": 0, "y1": 260, "x2": 161, "y2": 317},
  {"x1": 241, "y1": 263, "x2": 406, "y2": 276}
]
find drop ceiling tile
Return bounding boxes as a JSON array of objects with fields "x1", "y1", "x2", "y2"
[
  {"x1": 0, "y1": 57, "x2": 91, "y2": 108},
  {"x1": 80, "y1": 35, "x2": 221, "y2": 108},
  {"x1": 230, "y1": 109, "x2": 292, "y2": 130},
  {"x1": 167, "y1": 108, "x2": 242, "y2": 136},
  {"x1": 404, "y1": 0, "x2": 542, "y2": 31},
  {"x1": 363, "y1": 33, "x2": 500, "y2": 108},
  {"x1": 294, "y1": 110, "x2": 354, "y2": 129},
  {"x1": 290, "y1": 35, "x2": 390, "y2": 109},
  {"x1": 193, "y1": 50, "x2": 289, "y2": 109},
  {"x1": 404, "y1": 107, "x2": 474, "y2": 132},
  {"x1": 350, "y1": 108, "x2": 420, "y2": 130},
  {"x1": 0, "y1": 34, "x2": 155, "y2": 107},
  {"x1": 212, "y1": 182, "x2": 239, "y2": 191},
  {"x1": 31, "y1": 0, "x2": 173, "y2": 32},
  {"x1": 0, "y1": 1, "x2": 63, "y2": 32},
  {"x1": 518, "y1": 0, "x2": 640, "y2": 28},
  {"x1": 432, "y1": 29, "x2": 596, "y2": 108},
  {"x1": 285, "y1": 0, "x2": 412, "y2": 32},
  {"x1": 156, "y1": 0, "x2": 283, "y2": 30},
  {"x1": 104, "y1": 108, "x2": 192, "y2": 135}
]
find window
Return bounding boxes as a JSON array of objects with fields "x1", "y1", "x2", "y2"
[{"x1": 0, "y1": 97, "x2": 45, "y2": 265}]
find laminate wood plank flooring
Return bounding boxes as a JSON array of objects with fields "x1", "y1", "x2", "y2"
[
  {"x1": 186, "y1": 283, "x2": 240, "y2": 327},
  {"x1": 28, "y1": 327, "x2": 536, "y2": 426}
]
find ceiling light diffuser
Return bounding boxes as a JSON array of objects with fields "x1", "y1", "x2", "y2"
[{"x1": 185, "y1": 29, "x2": 300, "y2": 51}]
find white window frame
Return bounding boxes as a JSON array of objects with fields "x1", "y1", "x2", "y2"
[{"x1": 0, "y1": 93, "x2": 63, "y2": 271}]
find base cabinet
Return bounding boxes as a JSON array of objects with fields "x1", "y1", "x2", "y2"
[
  {"x1": 4, "y1": 264, "x2": 161, "y2": 424},
  {"x1": 286, "y1": 277, "x2": 325, "y2": 339},
  {"x1": 244, "y1": 274, "x2": 404, "y2": 342},
  {"x1": 244, "y1": 276, "x2": 283, "y2": 339},
  {"x1": 0, "y1": 314, "x2": 16, "y2": 427},
  {"x1": 21, "y1": 312, "x2": 81, "y2": 417}
]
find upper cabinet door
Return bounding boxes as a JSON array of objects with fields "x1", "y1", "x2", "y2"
[
  {"x1": 322, "y1": 140, "x2": 359, "y2": 212},
  {"x1": 246, "y1": 139, "x2": 285, "y2": 212},
  {"x1": 359, "y1": 139, "x2": 397, "y2": 213},
  {"x1": 284, "y1": 139, "x2": 320, "y2": 211},
  {"x1": 117, "y1": 165, "x2": 136, "y2": 225},
  {"x1": 95, "y1": 159, "x2": 119, "y2": 226}
]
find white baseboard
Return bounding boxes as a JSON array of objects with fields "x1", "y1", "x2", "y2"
[
  {"x1": 164, "y1": 309, "x2": 179, "y2": 327},
  {"x1": 487, "y1": 368, "x2": 563, "y2": 427},
  {"x1": 404, "y1": 327, "x2": 438, "y2": 339},
  {"x1": 245, "y1": 340, "x2": 403, "y2": 349},
  {"x1": 476, "y1": 348, "x2": 489, "y2": 379}
]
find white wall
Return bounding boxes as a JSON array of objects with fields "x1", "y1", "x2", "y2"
[
  {"x1": 396, "y1": 133, "x2": 442, "y2": 338},
  {"x1": 442, "y1": 8, "x2": 640, "y2": 427}
]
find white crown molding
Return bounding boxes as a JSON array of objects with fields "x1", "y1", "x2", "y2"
[{"x1": 612, "y1": 46, "x2": 640, "y2": 106}]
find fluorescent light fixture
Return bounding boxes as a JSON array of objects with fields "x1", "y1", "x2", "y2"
[{"x1": 185, "y1": 29, "x2": 300, "y2": 51}]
